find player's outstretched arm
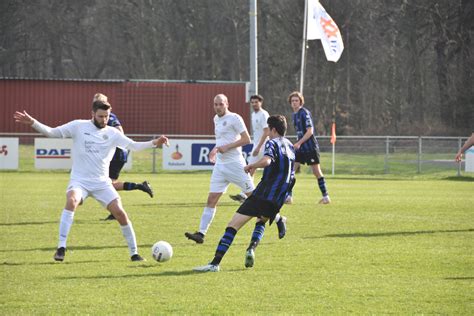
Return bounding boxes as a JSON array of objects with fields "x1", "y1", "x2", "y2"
[
  {"x1": 152, "y1": 135, "x2": 170, "y2": 147},
  {"x1": 455, "y1": 133, "x2": 474, "y2": 162},
  {"x1": 13, "y1": 110, "x2": 34, "y2": 126},
  {"x1": 14, "y1": 110, "x2": 63, "y2": 138},
  {"x1": 244, "y1": 156, "x2": 271, "y2": 174}
]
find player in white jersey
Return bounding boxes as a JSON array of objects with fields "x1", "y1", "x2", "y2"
[
  {"x1": 13, "y1": 100, "x2": 169, "y2": 262},
  {"x1": 230, "y1": 94, "x2": 270, "y2": 203},
  {"x1": 185, "y1": 94, "x2": 254, "y2": 244}
]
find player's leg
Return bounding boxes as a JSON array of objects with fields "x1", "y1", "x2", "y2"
[
  {"x1": 54, "y1": 187, "x2": 85, "y2": 261},
  {"x1": 310, "y1": 154, "x2": 330, "y2": 204},
  {"x1": 194, "y1": 212, "x2": 253, "y2": 272},
  {"x1": 110, "y1": 156, "x2": 154, "y2": 197},
  {"x1": 185, "y1": 165, "x2": 228, "y2": 244}
]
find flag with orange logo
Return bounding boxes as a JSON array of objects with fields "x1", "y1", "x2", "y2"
[
  {"x1": 330, "y1": 122, "x2": 336, "y2": 144},
  {"x1": 306, "y1": 0, "x2": 344, "y2": 62}
]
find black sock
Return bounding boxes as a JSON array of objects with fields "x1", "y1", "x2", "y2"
[
  {"x1": 123, "y1": 182, "x2": 138, "y2": 191},
  {"x1": 211, "y1": 227, "x2": 237, "y2": 265}
]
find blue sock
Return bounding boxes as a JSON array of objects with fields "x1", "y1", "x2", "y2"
[
  {"x1": 247, "y1": 221, "x2": 266, "y2": 250},
  {"x1": 318, "y1": 177, "x2": 328, "y2": 197},
  {"x1": 211, "y1": 227, "x2": 237, "y2": 265}
]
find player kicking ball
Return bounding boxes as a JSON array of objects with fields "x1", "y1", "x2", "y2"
[
  {"x1": 14, "y1": 100, "x2": 169, "y2": 262},
  {"x1": 194, "y1": 115, "x2": 295, "y2": 272}
]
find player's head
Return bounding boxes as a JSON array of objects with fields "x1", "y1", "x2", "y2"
[
  {"x1": 267, "y1": 115, "x2": 287, "y2": 136},
  {"x1": 93, "y1": 93, "x2": 108, "y2": 103},
  {"x1": 250, "y1": 94, "x2": 264, "y2": 112},
  {"x1": 288, "y1": 91, "x2": 304, "y2": 112},
  {"x1": 91, "y1": 100, "x2": 111, "y2": 129},
  {"x1": 214, "y1": 94, "x2": 229, "y2": 117}
]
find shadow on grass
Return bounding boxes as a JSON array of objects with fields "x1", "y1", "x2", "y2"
[
  {"x1": 1, "y1": 260, "x2": 105, "y2": 266},
  {"x1": 57, "y1": 269, "x2": 200, "y2": 280},
  {"x1": 304, "y1": 228, "x2": 474, "y2": 239},
  {"x1": 443, "y1": 176, "x2": 474, "y2": 182},
  {"x1": 0, "y1": 221, "x2": 57, "y2": 226},
  {"x1": 444, "y1": 277, "x2": 474, "y2": 280}
]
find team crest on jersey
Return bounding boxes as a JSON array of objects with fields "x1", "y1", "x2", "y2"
[
  {"x1": 223, "y1": 121, "x2": 227, "y2": 126},
  {"x1": 103, "y1": 135, "x2": 109, "y2": 140}
]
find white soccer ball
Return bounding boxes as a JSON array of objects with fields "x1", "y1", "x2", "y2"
[{"x1": 151, "y1": 241, "x2": 173, "y2": 262}]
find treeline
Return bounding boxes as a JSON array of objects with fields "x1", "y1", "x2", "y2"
[{"x1": 1, "y1": 0, "x2": 472, "y2": 136}]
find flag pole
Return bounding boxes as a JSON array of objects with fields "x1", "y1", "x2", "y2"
[{"x1": 299, "y1": 0, "x2": 308, "y2": 93}]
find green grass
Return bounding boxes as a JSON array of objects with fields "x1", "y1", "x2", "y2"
[
  {"x1": 14, "y1": 144, "x2": 471, "y2": 177},
  {"x1": 0, "y1": 171, "x2": 472, "y2": 314}
]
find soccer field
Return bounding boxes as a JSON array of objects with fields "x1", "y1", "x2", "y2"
[{"x1": 0, "y1": 172, "x2": 472, "y2": 314}]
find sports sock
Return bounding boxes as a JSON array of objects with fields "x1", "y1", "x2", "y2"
[
  {"x1": 274, "y1": 213, "x2": 281, "y2": 223},
  {"x1": 317, "y1": 177, "x2": 328, "y2": 197},
  {"x1": 198, "y1": 207, "x2": 216, "y2": 235},
  {"x1": 58, "y1": 209, "x2": 75, "y2": 248},
  {"x1": 247, "y1": 221, "x2": 266, "y2": 250},
  {"x1": 211, "y1": 227, "x2": 237, "y2": 265},
  {"x1": 120, "y1": 222, "x2": 138, "y2": 256},
  {"x1": 123, "y1": 182, "x2": 138, "y2": 191}
]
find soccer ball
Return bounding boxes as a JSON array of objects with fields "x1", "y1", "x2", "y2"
[{"x1": 151, "y1": 241, "x2": 173, "y2": 262}]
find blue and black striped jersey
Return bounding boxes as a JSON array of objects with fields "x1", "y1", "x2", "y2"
[
  {"x1": 253, "y1": 137, "x2": 295, "y2": 208},
  {"x1": 108, "y1": 113, "x2": 122, "y2": 128},
  {"x1": 108, "y1": 112, "x2": 127, "y2": 161},
  {"x1": 292, "y1": 107, "x2": 319, "y2": 152}
]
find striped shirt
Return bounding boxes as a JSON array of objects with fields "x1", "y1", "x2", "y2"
[
  {"x1": 108, "y1": 113, "x2": 128, "y2": 162},
  {"x1": 253, "y1": 137, "x2": 295, "y2": 208},
  {"x1": 292, "y1": 107, "x2": 319, "y2": 152}
]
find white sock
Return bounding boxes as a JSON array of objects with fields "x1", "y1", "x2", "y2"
[
  {"x1": 274, "y1": 213, "x2": 281, "y2": 223},
  {"x1": 58, "y1": 209, "x2": 75, "y2": 248},
  {"x1": 199, "y1": 207, "x2": 216, "y2": 235},
  {"x1": 120, "y1": 222, "x2": 138, "y2": 256}
]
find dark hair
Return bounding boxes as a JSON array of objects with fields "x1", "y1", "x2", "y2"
[
  {"x1": 92, "y1": 100, "x2": 111, "y2": 112},
  {"x1": 250, "y1": 94, "x2": 264, "y2": 102},
  {"x1": 267, "y1": 115, "x2": 287, "y2": 136}
]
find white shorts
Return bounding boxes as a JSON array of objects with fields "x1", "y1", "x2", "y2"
[
  {"x1": 210, "y1": 162, "x2": 255, "y2": 194},
  {"x1": 66, "y1": 179, "x2": 120, "y2": 208},
  {"x1": 247, "y1": 147, "x2": 265, "y2": 165}
]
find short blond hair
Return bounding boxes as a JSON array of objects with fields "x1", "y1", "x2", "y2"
[
  {"x1": 287, "y1": 91, "x2": 304, "y2": 105},
  {"x1": 93, "y1": 93, "x2": 108, "y2": 103}
]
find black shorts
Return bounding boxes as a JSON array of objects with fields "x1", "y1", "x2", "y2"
[
  {"x1": 295, "y1": 150, "x2": 320, "y2": 165},
  {"x1": 109, "y1": 159, "x2": 126, "y2": 180},
  {"x1": 237, "y1": 195, "x2": 280, "y2": 223}
]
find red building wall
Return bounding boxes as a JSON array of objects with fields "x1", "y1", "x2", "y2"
[{"x1": 1, "y1": 78, "x2": 250, "y2": 135}]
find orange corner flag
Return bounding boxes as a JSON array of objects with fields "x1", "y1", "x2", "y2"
[{"x1": 330, "y1": 122, "x2": 336, "y2": 144}]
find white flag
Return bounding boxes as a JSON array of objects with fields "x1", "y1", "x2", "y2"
[{"x1": 307, "y1": 0, "x2": 344, "y2": 62}]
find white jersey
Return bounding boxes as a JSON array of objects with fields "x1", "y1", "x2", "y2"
[
  {"x1": 251, "y1": 108, "x2": 270, "y2": 147},
  {"x1": 53, "y1": 120, "x2": 135, "y2": 183},
  {"x1": 214, "y1": 112, "x2": 248, "y2": 164}
]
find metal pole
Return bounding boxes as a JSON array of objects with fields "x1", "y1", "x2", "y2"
[
  {"x1": 299, "y1": 0, "x2": 308, "y2": 93},
  {"x1": 384, "y1": 137, "x2": 390, "y2": 174},
  {"x1": 249, "y1": 0, "x2": 258, "y2": 96},
  {"x1": 457, "y1": 137, "x2": 462, "y2": 176},
  {"x1": 417, "y1": 136, "x2": 422, "y2": 174},
  {"x1": 152, "y1": 136, "x2": 157, "y2": 173},
  {"x1": 331, "y1": 142, "x2": 335, "y2": 176}
]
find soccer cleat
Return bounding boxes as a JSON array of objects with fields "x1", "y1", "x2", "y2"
[
  {"x1": 318, "y1": 195, "x2": 331, "y2": 204},
  {"x1": 131, "y1": 254, "x2": 146, "y2": 262},
  {"x1": 284, "y1": 196, "x2": 293, "y2": 204},
  {"x1": 229, "y1": 194, "x2": 246, "y2": 203},
  {"x1": 193, "y1": 263, "x2": 220, "y2": 272},
  {"x1": 244, "y1": 249, "x2": 255, "y2": 268},
  {"x1": 140, "y1": 181, "x2": 154, "y2": 198},
  {"x1": 276, "y1": 216, "x2": 287, "y2": 239},
  {"x1": 104, "y1": 213, "x2": 116, "y2": 221},
  {"x1": 53, "y1": 247, "x2": 66, "y2": 261},
  {"x1": 185, "y1": 231, "x2": 205, "y2": 244}
]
